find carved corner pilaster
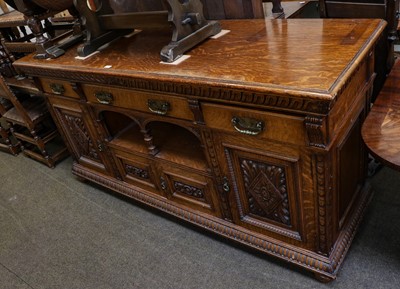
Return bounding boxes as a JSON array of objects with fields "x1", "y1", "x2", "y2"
[
  {"x1": 313, "y1": 154, "x2": 334, "y2": 256},
  {"x1": 201, "y1": 130, "x2": 232, "y2": 221},
  {"x1": 305, "y1": 116, "x2": 328, "y2": 148}
]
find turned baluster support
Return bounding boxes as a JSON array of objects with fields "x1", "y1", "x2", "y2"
[{"x1": 142, "y1": 128, "x2": 158, "y2": 156}]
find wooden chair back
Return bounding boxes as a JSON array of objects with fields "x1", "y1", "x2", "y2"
[{"x1": 106, "y1": 0, "x2": 265, "y2": 19}]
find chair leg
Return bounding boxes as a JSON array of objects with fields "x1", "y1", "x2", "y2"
[{"x1": 0, "y1": 119, "x2": 21, "y2": 155}]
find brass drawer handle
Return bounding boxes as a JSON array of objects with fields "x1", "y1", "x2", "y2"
[
  {"x1": 49, "y1": 83, "x2": 65, "y2": 95},
  {"x1": 148, "y1": 99, "x2": 170, "y2": 115},
  {"x1": 95, "y1": 91, "x2": 113, "y2": 105},
  {"x1": 231, "y1": 116, "x2": 264, "y2": 136}
]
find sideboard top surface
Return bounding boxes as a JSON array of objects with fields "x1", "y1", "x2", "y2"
[{"x1": 15, "y1": 19, "x2": 385, "y2": 101}]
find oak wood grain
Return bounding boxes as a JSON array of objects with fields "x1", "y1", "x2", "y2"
[
  {"x1": 14, "y1": 18, "x2": 385, "y2": 281},
  {"x1": 362, "y1": 60, "x2": 400, "y2": 170},
  {"x1": 14, "y1": 19, "x2": 386, "y2": 104}
]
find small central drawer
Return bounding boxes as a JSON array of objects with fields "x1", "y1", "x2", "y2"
[
  {"x1": 40, "y1": 78, "x2": 79, "y2": 99},
  {"x1": 202, "y1": 103, "x2": 306, "y2": 145},
  {"x1": 82, "y1": 84, "x2": 194, "y2": 121}
]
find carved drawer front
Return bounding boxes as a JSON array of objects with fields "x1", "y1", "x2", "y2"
[
  {"x1": 157, "y1": 164, "x2": 221, "y2": 217},
  {"x1": 201, "y1": 103, "x2": 306, "y2": 145},
  {"x1": 110, "y1": 148, "x2": 161, "y2": 196},
  {"x1": 40, "y1": 78, "x2": 80, "y2": 99},
  {"x1": 224, "y1": 146, "x2": 303, "y2": 242},
  {"x1": 82, "y1": 84, "x2": 194, "y2": 121}
]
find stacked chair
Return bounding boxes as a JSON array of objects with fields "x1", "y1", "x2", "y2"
[
  {"x1": 0, "y1": 93, "x2": 20, "y2": 155},
  {"x1": 0, "y1": 0, "x2": 76, "y2": 166}
]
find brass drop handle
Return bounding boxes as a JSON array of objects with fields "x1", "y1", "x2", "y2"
[
  {"x1": 148, "y1": 99, "x2": 170, "y2": 115},
  {"x1": 160, "y1": 177, "x2": 167, "y2": 191},
  {"x1": 231, "y1": 116, "x2": 264, "y2": 136},
  {"x1": 49, "y1": 83, "x2": 65, "y2": 95},
  {"x1": 97, "y1": 141, "x2": 104, "y2": 152},
  {"x1": 222, "y1": 177, "x2": 230, "y2": 193},
  {"x1": 95, "y1": 91, "x2": 113, "y2": 105}
]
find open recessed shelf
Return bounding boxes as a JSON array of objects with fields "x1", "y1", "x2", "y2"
[
  {"x1": 109, "y1": 123, "x2": 148, "y2": 155},
  {"x1": 102, "y1": 111, "x2": 148, "y2": 155},
  {"x1": 147, "y1": 122, "x2": 208, "y2": 172},
  {"x1": 102, "y1": 110, "x2": 209, "y2": 172}
]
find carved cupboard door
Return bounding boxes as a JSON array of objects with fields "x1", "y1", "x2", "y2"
[
  {"x1": 214, "y1": 133, "x2": 306, "y2": 244},
  {"x1": 47, "y1": 97, "x2": 110, "y2": 174}
]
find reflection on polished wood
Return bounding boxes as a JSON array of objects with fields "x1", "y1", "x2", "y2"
[
  {"x1": 14, "y1": 19, "x2": 385, "y2": 281},
  {"x1": 362, "y1": 60, "x2": 400, "y2": 171},
  {"x1": 15, "y1": 19, "x2": 385, "y2": 94}
]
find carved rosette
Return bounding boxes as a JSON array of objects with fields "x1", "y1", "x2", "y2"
[
  {"x1": 173, "y1": 181, "x2": 204, "y2": 200},
  {"x1": 240, "y1": 158, "x2": 291, "y2": 226},
  {"x1": 63, "y1": 114, "x2": 100, "y2": 161}
]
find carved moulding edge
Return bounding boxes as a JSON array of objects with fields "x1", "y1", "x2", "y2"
[
  {"x1": 19, "y1": 67, "x2": 332, "y2": 114},
  {"x1": 72, "y1": 163, "x2": 372, "y2": 280}
]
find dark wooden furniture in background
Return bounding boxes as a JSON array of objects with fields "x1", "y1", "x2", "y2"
[
  {"x1": 362, "y1": 60, "x2": 400, "y2": 171},
  {"x1": 0, "y1": 74, "x2": 69, "y2": 167},
  {"x1": 318, "y1": 0, "x2": 400, "y2": 99},
  {"x1": 0, "y1": 2, "x2": 21, "y2": 155},
  {"x1": 15, "y1": 18, "x2": 385, "y2": 281},
  {"x1": 203, "y1": 0, "x2": 283, "y2": 19},
  {"x1": 0, "y1": 96, "x2": 20, "y2": 155},
  {"x1": 0, "y1": 8, "x2": 69, "y2": 167},
  {"x1": 3, "y1": 0, "x2": 83, "y2": 59}
]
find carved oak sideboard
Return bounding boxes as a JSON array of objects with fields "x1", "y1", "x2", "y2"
[{"x1": 14, "y1": 19, "x2": 385, "y2": 281}]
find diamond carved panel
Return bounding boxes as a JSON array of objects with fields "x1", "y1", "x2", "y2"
[{"x1": 240, "y1": 158, "x2": 291, "y2": 226}]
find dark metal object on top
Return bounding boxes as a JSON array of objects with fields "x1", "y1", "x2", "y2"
[{"x1": 74, "y1": 0, "x2": 221, "y2": 62}]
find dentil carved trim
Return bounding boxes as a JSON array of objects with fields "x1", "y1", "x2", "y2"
[{"x1": 19, "y1": 67, "x2": 332, "y2": 114}]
